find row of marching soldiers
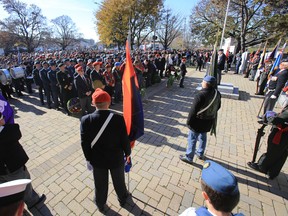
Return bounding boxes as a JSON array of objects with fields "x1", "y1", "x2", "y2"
[
  {"x1": 32, "y1": 54, "x2": 167, "y2": 116},
  {"x1": 31, "y1": 59, "x2": 126, "y2": 117}
]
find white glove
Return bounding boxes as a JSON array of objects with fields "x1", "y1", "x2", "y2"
[
  {"x1": 271, "y1": 76, "x2": 277, "y2": 81},
  {"x1": 270, "y1": 95, "x2": 277, "y2": 99},
  {"x1": 86, "y1": 161, "x2": 93, "y2": 171}
]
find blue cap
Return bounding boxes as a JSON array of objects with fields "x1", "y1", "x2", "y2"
[
  {"x1": 114, "y1": 62, "x2": 121, "y2": 67},
  {"x1": 201, "y1": 160, "x2": 239, "y2": 195},
  {"x1": 49, "y1": 61, "x2": 56, "y2": 66},
  {"x1": 203, "y1": 75, "x2": 216, "y2": 84}
]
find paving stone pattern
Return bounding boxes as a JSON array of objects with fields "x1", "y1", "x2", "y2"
[{"x1": 9, "y1": 68, "x2": 287, "y2": 216}]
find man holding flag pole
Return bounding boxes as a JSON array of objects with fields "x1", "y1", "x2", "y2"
[
  {"x1": 262, "y1": 42, "x2": 288, "y2": 115},
  {"x1": 256, "y1": 39, "x2": 282, "y2": 116}
]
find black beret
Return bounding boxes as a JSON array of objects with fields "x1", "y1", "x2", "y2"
[{"x1": 58, "y1": 63, "x2": 64, "y2": 67}]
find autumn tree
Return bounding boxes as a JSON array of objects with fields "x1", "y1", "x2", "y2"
[
  {"x1": 190, "y1": 0, "x2": 288, "y2": 52},
  {"x1": 0, "y1": 0, "x2": 48, "y2": 52},
  {"x1": 95, "y1": 0, "x2": 163, "y2": 49},
  {"x1": 51, "y1": 15, "x2": 81, "y2": 50},
  {"x1": 156, "y1": 9, "x2": 182, "y2": 50},
  {"x1": 95, "y1": 0, "x2": 128, "y2": 49}
]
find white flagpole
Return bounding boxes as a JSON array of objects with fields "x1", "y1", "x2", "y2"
[{"x1": 219, "y1": 0, "x2": 231, "y2": 49}]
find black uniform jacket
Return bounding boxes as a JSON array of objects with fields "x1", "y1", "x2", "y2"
[
  {"x1": 74, "y1": 74, "x2": 93, "y2": 98},
  {"x1": 80, "y1": 110, "x2": 131, "y2": 169},
  {"x1": 0, "y1": 124, "x2": 29, "y2": 175},
  {"x1": 268, "y1": 69, "x2": 288, "y2": 97},
  {"x1": 39, "y1": 68, "x2": 50, "y2": 87},
  {"x1": 187, "y1": 87, "x2": 221, "y2": 133},
  {"x1": 57, "y1": 70, "x2": 72, "y2": 93},
  {"x1": 33, "y1": 68, "x2": 43, "y2": 86}
]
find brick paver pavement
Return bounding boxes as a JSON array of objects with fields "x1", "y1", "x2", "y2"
[{"x1": 7, "y1": 67, "x2": 287, "y2": 216}]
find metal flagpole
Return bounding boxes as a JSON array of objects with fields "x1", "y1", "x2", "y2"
[{"x1": 219, "y1": 0, "x2": 231, "y2": 49}]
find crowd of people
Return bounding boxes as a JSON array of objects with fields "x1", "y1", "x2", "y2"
[
  {"x1": 0, "y1": 45, "x2": 287, "y2": 215},
  {"x1": 0, "y1": 49, "x2": 216, "y2": 116}
]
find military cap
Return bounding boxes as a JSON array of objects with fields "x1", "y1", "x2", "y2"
[
  {"x1": 202, "y1": 160, "x2": 239, "y2": 195},
  {"x1": 58, "y1": 63, "x2": 65, "y2": 68},
  {"x1": 203, "y1": 75, "x2": 216, "y2": 84},
  {"x1": 0, "y1": 179, "x2": 31, "y2": 206}
]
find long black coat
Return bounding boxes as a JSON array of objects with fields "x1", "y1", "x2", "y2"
[
  {"x1": 80, "y1": 110, "x2": 131, "y2": 169},
  {"x1": 0, "y1": 124, "x2": 29, "y2": 175}
]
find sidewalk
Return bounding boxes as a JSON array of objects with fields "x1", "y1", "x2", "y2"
[{"x1": 8, "y1": 67, "x2": 288, "y2": 215}]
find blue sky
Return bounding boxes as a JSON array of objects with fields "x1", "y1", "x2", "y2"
[{"x1": 0, "y1": 0, "x2": 199, "y2": 42}]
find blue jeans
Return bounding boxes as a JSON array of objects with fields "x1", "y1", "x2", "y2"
[{"x1": 186, "y1": 130, "x2": 207, "y2": 161}]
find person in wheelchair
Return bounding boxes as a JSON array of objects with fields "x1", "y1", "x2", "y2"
[{"x1": 248, "y1": 86, "x2": 288, "y2": 179}]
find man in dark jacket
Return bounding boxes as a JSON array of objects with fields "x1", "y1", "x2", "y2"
[
  {"x1": 217, "y1": 49, "x2": 226, "y2": 85},
  {"x1": 32, "y1": 61, "x2": 44, "y2": 105},
  {"x1": 39, "y1": 61, "x2": 52, "y2": 109},
  {"x1": 263, "y1": 61, "x2": 288, "y2": 114},
  {"x1": 48, "y1": 61, "x2": 60, "y2": 110},
  {"x1": 80, "y1": 88, "x2": 131, "y2": 213},
  {"x1": 180, "y1": 76, "x2": 221, "y2": 164},
  {"x1": 74, "y1": 64, "x2": 94, "y2": 116},
  {"x1": 56, "y1": 63, "x2": 73, "y2": 115},
  {"x1": 0, "y1": 112, "x2": 46, "y2": 210},
  {"x1": 179, "y1": 57, "x2": 187, "y2": 88}
]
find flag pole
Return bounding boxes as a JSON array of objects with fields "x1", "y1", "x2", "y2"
[{"x1": 219, "y1": 0, "x2": 231, "y2": 49}]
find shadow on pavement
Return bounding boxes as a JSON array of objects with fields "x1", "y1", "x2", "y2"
[
  {"x1": 206, "y1": 157, "x2": 288, "y2": 200},
  {"x1": 9, "y1": 97, "x2": 46, "y2": 118},
  {"x1": 134, "y1": 76, "x2": 203, "y2": 151}
]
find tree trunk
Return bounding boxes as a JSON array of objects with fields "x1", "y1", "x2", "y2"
[
  {"x1": 235, "y1": 38, "x2": 241, "y2": 54},
  {"x1": 240, "y1": 0, "x2": 246, "y2": 52}
]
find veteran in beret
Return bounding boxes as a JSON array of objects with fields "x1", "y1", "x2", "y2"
[{"x1": 80, "y1": 88, "x2": 131, "y2": 213}]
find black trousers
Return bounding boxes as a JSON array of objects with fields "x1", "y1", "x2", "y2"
[
  {"x1": 79, "y1": 96, "x2": 94, "y2": 116},
  {"x1": 51, "y1": 86, "x2": 60, "y2": 109},
  {"x1": 179, "y1": 73, "x2": 185, "y2": 87},
  {"x1": 0, "y1": 84, "x2": 12, "y2": 99},
  {"x1": 37, "y1": 85, "x2": 45, "y2": 104},
  {"x1": 92, "y1": 163, "x2": 127, "y2": 207},
  {"x1": 43, "y1": 85, "x2": 52, "y2": 107},
  {"x1": 263, "y1": 90, "x2": 277, "y2": 114}
]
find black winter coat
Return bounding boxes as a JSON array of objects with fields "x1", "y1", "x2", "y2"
[
  {"x1": 187, "y1": 87, "x2": 221, "y2": 133},
  {"x1": 0, "y1": 124, "x2": 29, "y2": 175},
  {"x1": 80, "y1": 110, "x2": 131, "y2": 169}
]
